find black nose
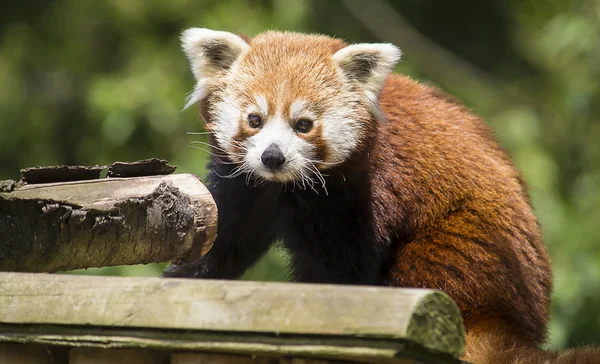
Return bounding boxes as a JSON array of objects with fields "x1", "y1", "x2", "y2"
[{"x1": 261, "y1": 144, "x2": 285, "y2": 170}]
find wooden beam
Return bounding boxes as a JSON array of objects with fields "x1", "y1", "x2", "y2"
[
  {"x1": 0, "y1": 273, "x2": 465, "y2": 360},
  {"x1": 0, "y1": 174, "x2": 217, "y2": 272}
]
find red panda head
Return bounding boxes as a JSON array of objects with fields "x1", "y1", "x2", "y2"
[{"x1": 182, "y1": 29, "x2": 400, "y2": 184}]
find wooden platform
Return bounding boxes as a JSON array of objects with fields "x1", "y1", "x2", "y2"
[{"x1": 0, "y1": 273, "x2": 465, "y2": 363}]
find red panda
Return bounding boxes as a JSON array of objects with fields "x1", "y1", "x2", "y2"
[{"x1": 164, "y1": 29, "x2": 600, "y2": 363}]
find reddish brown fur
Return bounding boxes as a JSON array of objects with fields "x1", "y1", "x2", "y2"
[
  {"x1": 354, "y1": 74, "x2": 548, "y2": 346},
  {"x1": 365, "y1": 75, "x2": 596, "y2": 362},
  {"x1": 372, "y1": 75, "x2": 552, "y2": 345},
  {"x1": 302, "y1": 120, "x2": 328, "y2": 164}
]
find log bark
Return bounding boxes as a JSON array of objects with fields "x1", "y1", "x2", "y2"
[{"x1": 0, "y1": 174, "x2": 217, "y2": 272}]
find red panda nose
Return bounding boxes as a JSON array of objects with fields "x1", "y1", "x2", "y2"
[{"x1": 261, "y1": 143, "x2": 286, "y2": 170}]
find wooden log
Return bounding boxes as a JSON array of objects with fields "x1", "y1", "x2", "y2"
[
  {"x1": 0, "y1": 273, "x2": 465, "y2": 362},
  {"x1": 0, "y1": 174, "x2": 217, "y2": 272}
]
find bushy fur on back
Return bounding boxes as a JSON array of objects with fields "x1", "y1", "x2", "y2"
[{"x1": 167, "y1": 29, "x2": 599, "y2": 363}]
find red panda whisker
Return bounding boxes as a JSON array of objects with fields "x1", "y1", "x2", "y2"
[
  {"x1": 303, "y1": 169, "x2": 317, "y2": 190},
  {"x1": 297, "y1": 167, "x2": 320, "y2": 195},
  {"x1": 245, "y1": 169, "x2": 253, "y2": 186},
  {"x1": 306, "y1": 173, "x2": 316, "y2": 191},
  {"x1": 305, "y1": 161, "x2": 328, "y2": 195},
  {"x1": 190, "y1": 140, "x2": 230, "y2": 154},
  {"x1": 196, "y1": 118, "x2": 221, "y2": 138},
  {"x1": 197, "y1": 114, "x2": 214, "y2": 129},
  {"x1": 230, "y1": 139, "x2": 247, "y2": 147},
  {"x1": 293, "y1": 168, "x2": 304, "y2": 187},
  {"x1": 231, "y1": 143, "x2": 249, "y2": 153},
  {"x1": 189, "y1": 145, "x2": 230, "y2": 157},
  {"x1": 212, "y1": 165, "x2": 246, "y2": 179},
  {"x1": 300, "y1": 166, "x2": 316, "y2": 186},
  {"x1": 186, "y1": 131, "x2": 214, "y2": 135},
  {"x1": 187, "y1": 145, "x2": 236, "y2": 164},
  {"x1": 286, "y1": 169, "x2": 301, "y2": 192},
  {"x1": 188, "y1": 145, "x2": 227, "y2": 158},
  {"x1": 254, "y1": 177, "x2": 267, "y2": 187},
  {"x1": 298, "y1": 170, "x2": 309, "y2": 191},
  {"x1": 305, "y1": 158, "x2": 340, "y2": 166},
  {"x1": 249, "y1": 172, "x2": 263, "y2": 187},
  {"x1": 305, "y1": 160, "x2": 325, "y2": 181}
]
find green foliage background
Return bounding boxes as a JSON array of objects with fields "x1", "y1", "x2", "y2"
[{"x1": 1, "y1": 0, "x2": 599, "y2": 350}]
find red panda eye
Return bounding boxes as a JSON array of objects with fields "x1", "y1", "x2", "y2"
[
  {"x1": 248, "y1": 114, "x2": 262, "y2": 128},
  {"x1": 295, "y1": 118, "x2": 313, "y2": 133}
]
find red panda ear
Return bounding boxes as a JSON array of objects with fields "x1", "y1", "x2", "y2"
[
  {"x1": 332, "y1": 43, "x2": 401, "y2": 120},
  {"x1": 332, "y1": 43, "x2": 401, "y2": 91},
  {"x1": 181, "y1": 28, "x2": 250, "y2": 109}
]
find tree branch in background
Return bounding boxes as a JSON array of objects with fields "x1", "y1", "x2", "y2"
[{"x1": 341, "y1": 0, "x2": 533, "y2": 112}]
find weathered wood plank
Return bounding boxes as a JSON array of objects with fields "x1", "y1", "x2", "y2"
[
  {"x1": 0, "y1": 324, "x2": 453, "y2": 363},
  {"x1": 0, "y1": 174, "x2": 217, "y2": 272},
  {"x1": 0, "y1": 273, "x2": 465, "y2": 359}
]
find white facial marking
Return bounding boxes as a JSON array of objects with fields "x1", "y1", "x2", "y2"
[
  {"x1": 212, "y1": 96, "x2": 241, "y2": 155},
  {"x1": 320, "y1": 105, "x2": 360, "y2": 165},
  {"x1": 289, "y1": 99, "x2": 317, "y2": 122},
  {"x1": 290, "y1": 100, "x2": 308, "y2": 120},
  {"x1": 255, "y1": 94, "x2": 269, "y2": 116}
]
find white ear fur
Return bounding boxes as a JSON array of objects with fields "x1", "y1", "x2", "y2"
[
  {"x1": 181, "y1": 28, "x2": 250, "y2": 109},
  {"x1": 332, "y1": 43, "x2": 401, "y2": 120}
]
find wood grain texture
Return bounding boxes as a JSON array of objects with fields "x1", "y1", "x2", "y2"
[
  {"x1": 0, "y1": 174, "x2": 217, "y2": 272},
  {"x1": 0, "y1": 324, "x2": 412, "y2": 363},
  {"x1": 0, "y1": 273, "x2": 464, "y2": 359}
]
